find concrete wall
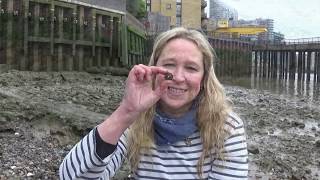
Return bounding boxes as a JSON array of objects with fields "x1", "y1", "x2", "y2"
[{"x1": 182, "y1": 0, "x2": 201, "y2": 29}]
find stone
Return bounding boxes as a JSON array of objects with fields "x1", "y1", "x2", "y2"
[{"x1": 248, "y1": 144, "x2": 259, "y2": 154}]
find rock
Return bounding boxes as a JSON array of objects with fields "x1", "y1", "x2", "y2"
[
  {"x1": 26, "y1": 172, "x2": 34, "y2": 177},
  {"x1": 311, "y1": 127, "x2": 316, "y2": 131},
  {"x1": 315, "y1": 140, "x2": 320, "y2": 148},
  {"x1": 248, "y1": 144, "x2": 259, "y2": 154},
  {"x1": 292, "y1": 121, "x2": 305, "y2": 129},
  {"x1": 305, "y1": 169, "x2": 312, "y2": 174}
]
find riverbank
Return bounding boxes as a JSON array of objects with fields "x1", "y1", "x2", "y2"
[{"x1": 0, "y1": 70, "x2": 319, "y2": 179}]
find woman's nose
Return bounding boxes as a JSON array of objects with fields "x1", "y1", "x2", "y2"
[{"x1": 172, "y1": 69, "x2": 185, "y2": 82}]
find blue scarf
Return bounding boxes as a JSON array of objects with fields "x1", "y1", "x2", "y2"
[{"x1": 153, "y1": 104, "x2": 198, "y2": 146}]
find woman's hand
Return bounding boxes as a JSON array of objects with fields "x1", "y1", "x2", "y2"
[{"x1": 120, "y1": 64, "x2": 169, "y2": 118}]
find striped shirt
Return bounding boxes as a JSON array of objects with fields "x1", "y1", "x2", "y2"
[{"x1": 59, "y1": 112, "x2": 248, "y2": 180}]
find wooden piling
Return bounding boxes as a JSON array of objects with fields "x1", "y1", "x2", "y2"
[
  {"x1": 6, "y1": 0, "x2": 14, "y2": 67},
  {"x1": 298, "y1": 51, "x2": 303, "y2": 80},
  {"x1": 315, "y1": 51, "x2": 320, "y2": 83},
  {"x1": 306, "y1": 51, "x2": 311, "y2": 82}
]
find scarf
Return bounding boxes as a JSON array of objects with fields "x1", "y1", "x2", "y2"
[{"x1": 153, "y1": 104, "x2": 198, "y2": 146}]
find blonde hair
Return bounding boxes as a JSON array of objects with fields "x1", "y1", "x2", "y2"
[{"x1": 128, "y1": 27, "x2": 231, "y2": 178}]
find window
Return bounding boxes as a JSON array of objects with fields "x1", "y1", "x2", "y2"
[
  {"x1": 166, "y1": 3, "x2": 171, "y2": 10},
  {"x1": 176, "y1": 17, "x2": 181, "y2": 26},
  {"x1": 176, "y1": 0, "x2": 181, "y2": 3},
  {"x1": 176, "y1": 4, "x2": 181, "y2": 16}
]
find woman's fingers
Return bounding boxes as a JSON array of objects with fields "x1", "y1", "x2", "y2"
[{"x1": 131, "y1": 64, "x2": 169, "y2": 82}]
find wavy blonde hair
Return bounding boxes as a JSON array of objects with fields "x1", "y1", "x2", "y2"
[{"x1": 128, "y1": 27, "x2": 231, "y2": 178}]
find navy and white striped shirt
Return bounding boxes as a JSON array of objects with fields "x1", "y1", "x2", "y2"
[{"x1": 59, "y1": 112, "x2": 248, "y2": 179}]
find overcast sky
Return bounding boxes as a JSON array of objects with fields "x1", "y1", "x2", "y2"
[{"x1": 210, "y1": 0, "x2": 320, "y2": 39}]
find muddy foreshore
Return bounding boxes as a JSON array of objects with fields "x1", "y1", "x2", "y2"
[{"x1": 0, "y1": 70, "x2": 319, "y2": 180}]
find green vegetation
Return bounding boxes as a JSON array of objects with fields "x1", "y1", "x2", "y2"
[{"x1": 126, "y1": 0, "x2": 146, "y2": 19}]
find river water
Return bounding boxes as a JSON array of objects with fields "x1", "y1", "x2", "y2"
[{"x1": 220, "y1": 73, "x2": 320, "y2": 103}]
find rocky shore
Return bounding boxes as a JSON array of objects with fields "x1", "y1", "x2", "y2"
[{"x1": 0, "y1": 70, "x2": 319, "y2": 179}]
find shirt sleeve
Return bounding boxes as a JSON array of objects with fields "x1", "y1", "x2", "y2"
[
  {"x1": 209, "y1": 112, "x2": 249, "y2": 180},
  {"x1": 59, "y1": 127, "x2": 129, "y2": 180}
]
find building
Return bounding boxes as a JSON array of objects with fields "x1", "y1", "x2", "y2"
[
  {"x1": 238, "y1": 18, "x2": 276, "y2": 41},
  {"x1": 209, "y1": 0, "x2": 238, "y2": 21},
  {"x1": 146, "y1": 0, "x2": 202, "y2": 30}
]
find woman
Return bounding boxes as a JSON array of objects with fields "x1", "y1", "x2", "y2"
[{"x1": 59, "y1": 27, "x2": 248, "y2": 179}]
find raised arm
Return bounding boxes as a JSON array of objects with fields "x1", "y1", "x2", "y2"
[{"x1": 59, "y1": 64, "x2": 170, "y2": 179}]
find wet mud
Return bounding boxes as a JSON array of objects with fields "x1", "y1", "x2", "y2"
[{"x1": 0, "y1": 70, "x2": 319, "y2": 179}]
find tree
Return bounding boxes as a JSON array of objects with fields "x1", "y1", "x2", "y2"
[{"x1": 127, "y1": 0, "x2": 146, "y2": 19}]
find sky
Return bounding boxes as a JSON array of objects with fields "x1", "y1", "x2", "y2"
[{"x1": 208, "y1": 0, "x2": 320, "y2": 39}]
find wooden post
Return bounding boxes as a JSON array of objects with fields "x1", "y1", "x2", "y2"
[
  {"x1": 302, "y1": 51, "x2": 306, "y2": 81},
  {"x1": 284, "y1": 51, "x2": 288, "y2": 80},
  {"x1": 6, "y1": 0, "x2": 14, "y2": 67},
  {"x1": 78, "y1": 6, "x2": 84, "y2": 71},
  {"x1": 21, "y1": 0, "x2": 29, "y2": 70},
  {"x1": 109, "y1": 16, "x2": 114, "y2": 66},
  {"x1": 259, "y1": 51, "x2": 263, "y2": 78},
  {"x1": 315, "y1": 51, "x2": 320, "y2": 83},
  {"x1": 273, "y1": 51, "x2": 278, "y2": 78},
  {"x1": 297, "y1": 51, "x2": 302, "y2": 80},
  {"x1": 306, "y1": 51, "x2": 311, "y2": 82},
  {"x1": 47, "y1": 0, "x2": 54, "y2": 71},
  {"x1": 32, "y1": 3, "x2": 40, "y2": 71},
  {"x1": 120, "y1": 15, "x2": 127, "y2": 67},
  {"x1": 96, "y1": 14, "x2": 102, "y2": 67},
  {"x1": 313, "y1": 51, "x2": 318, "y2": 82},
  {"x1": 57, "y1": 6, "x2": 63, "y2": 71},
  {"x1": 289, "y1": 51, "x2": 296, "y2": 80},
  {"x1": 263, "y1": 50, "x2": 267, "y2": 78},
  {"x1": 254, "y1": 50, "x2": 258, "y2": 77},
  {"x1": 68, "y1": 7, "x2": 76, "y2": 71},
  {"x1": 91, "y1": 9, "x2": 96, "y2": 67},
  {"x1": 279, "y1": 51, "x2": 283, "y2": 79}
]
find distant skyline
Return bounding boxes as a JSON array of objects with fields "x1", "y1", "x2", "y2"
[{"x1": 207, "y1": 0, "x2": 320, "y2": 39}]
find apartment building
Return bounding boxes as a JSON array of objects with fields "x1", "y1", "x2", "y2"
[{"x1": 146, "y1": 0, "x2": 202, "y2": 30}]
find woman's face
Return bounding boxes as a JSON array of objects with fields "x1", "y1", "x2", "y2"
[{"x1": 156, "y1": 38, "x2": 204, "y2": 116}]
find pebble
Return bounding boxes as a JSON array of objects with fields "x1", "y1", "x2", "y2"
[
  {"x1": 248, "y1": 144, "x2": 259, "y2": 154},
  {"x1": 27, "y1": 172, "x2": 34, "y2": 177}
]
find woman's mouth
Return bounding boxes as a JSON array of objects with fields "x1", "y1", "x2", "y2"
[{"x1": 168, "y1": 87, "x2": 187, "y2": 95}]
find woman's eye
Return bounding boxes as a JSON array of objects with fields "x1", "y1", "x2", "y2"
[
  {"x1": 163, "y1": 64, "x2": 175, "y2": 67},
  {"x1": 186, "y1": 66, "x2": 197, "y2": 71}
]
